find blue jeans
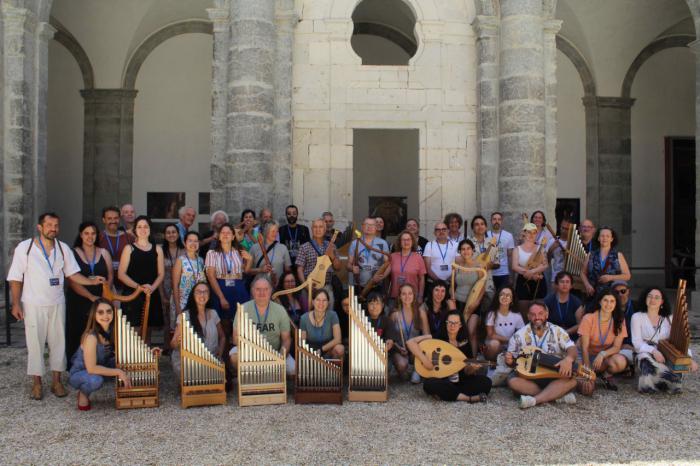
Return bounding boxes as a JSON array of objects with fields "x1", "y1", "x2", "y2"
[{"x1": 68, "y1": 370, "x2": 105, "y2": 396}]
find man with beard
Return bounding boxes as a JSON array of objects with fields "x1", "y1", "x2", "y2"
[
  {"x1": 99, "y1": 206, "x2": 133, "y2": 290},
  {"x1": 504, "y1": 301, "x2": 578, "y2": 408},
  {"x1": 279, "y1": 204, "x2": 310, "y2": 264},
  {"x1": 486, "y1": 211, "x2": 515, "y2": 289}
]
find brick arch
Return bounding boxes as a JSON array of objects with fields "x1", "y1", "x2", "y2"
[
  {"x1": 122, "y1": 19, "x2": 212, "y2": 90},
  {"x1": 49, "y1": 16, "x2": 94, "y2": 89},
  {"x1": 621, "y1": 34, "x2": 695, "y2": 99},
  {"x1": 556, "y1": 35, "x2": 596, "y2": 97}
]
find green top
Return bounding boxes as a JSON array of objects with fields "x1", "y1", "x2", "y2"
[{"x1": 234, "y1": 300, "x2": 290, "y2": 352}]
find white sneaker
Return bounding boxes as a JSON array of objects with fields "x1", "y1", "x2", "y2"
[
  {"x1": 555, "y1": 392, "x2": 576, "y2": 404},
  {"x1": 519, "y1": 395, "x2": 536, "y2": 409},
  {"x1": 410, "y1": 370, "x2": 421, "y2": 384}
]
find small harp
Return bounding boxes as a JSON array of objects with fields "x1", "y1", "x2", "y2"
[
  {"x1": 658, "y1": 279, "x2": 693, "y2": 373},
  {"x1": 114, "y1": 307, "x2": 160, "y2": 409},
  {"x1": 294, "y1": 329, "x2": 343, "y2": 404},
  {"x1": 352, "y1": 230, "x2": 392, "y2": 300},
  {"x1": 102, "y1": 283, "x2": 151, "y2": 341},
  {"x1": 237, "y1": 304, "x2": 288, "y2": 406},
  {"x1": 179, "y1": 312, "x2": 226, "y2": 408},
  {"x1": 347, "y1": 287, "x2": 388, "y2": 402}
]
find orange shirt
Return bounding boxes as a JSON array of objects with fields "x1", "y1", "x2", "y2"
[{"x1": 578, "y1": 312, "x2": 627, "y2": 355}]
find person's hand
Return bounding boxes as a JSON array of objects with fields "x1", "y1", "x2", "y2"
[
  {"x1": 241, "y1": 250, "x2": 252, "y2": 262},
  {"x1": 220, "y1": 297, "x2": 230, "y2": 311},
  {"x1": 504, "y1": 352, "x2": 514, "y2": 367},
  {"x1": 263, "y1": 264, "x2": 273, "y2": 274},
  {"x1": 464, "y1": 362, "x2": 481, "y2": 375},
  {"x1": 118, "y1": 370, "x2": 132, "y2": 389},
  {"x1": 91, "y1": 276, "x2": 106, "y2": 285},
  {"x1": 151, "y1": 347, "x2": 162, "y2": 358},
  {"x1": 385, "y1": 340, "x2": 394, "y2": 352},
  {"x1": 141, "y1": 284, "x2": 153, "y2": 295},
  {"x1": 598, "y1": 274, "x2": 612, "y2": 284},
  {"x1": 420, "y1": 357, "x2": 434, "y2": 372},
  {"x1": 398, "y1": 346, "x2": 408, "y2": 356},
  {"x1": 326, "y1": 242, "x2": 337, "y2": 259},
  {"x1": 652, "y1": 350, "x2": 665, "y2": 363},
  {"x1": 89, "y1": 295, "x2": 99, "y2": 303},
  {"x1": 173, "y1": 331, "x2": 182, "y2": 347},
  {"x1": 585, "y1": 283, "x2": 595, "y2": 296},
  {"x1": 11, "y1": 304, "x2": 24, "y2": 321},
  {"x1": 593, "y1": 353, "x2": 604, "y2": 371},
  {"x1": 556, "y1": 356, "x2": 573, "y2": 377},
  {"x1": 446, "y1": 299, "x2": 457, "y2": 311}
]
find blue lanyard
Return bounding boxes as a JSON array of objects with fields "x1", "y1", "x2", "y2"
[
  {"x1": 38, "y1": 239, "x2": 57, "y2": 277},
  {"x1": 587, "y1": 241, "x2": 592, "y2": 253},
  {"x1": 267, "y1": 242, "x2": 277, "y2": 265},
  {"x1": 310, "y1": 239, "x2": 326, "y2": 256},
  {"x1": 86, "y1": 247, "x2": 97, "y2": 275},
  {"x1": 556, "y1": 297, "x2": 569, "y2": 324},
  {"x1": 625, "y1": 300, "x2": 633, "y2": 318},
  {"x1": 223, "y1": 250, "x2": 235, "y2": 274},
  {"x1": 598, "y1": 252, "x2": 608, "y2": 270},
  {"x1": 104, "y1": 231, "x2": 120, "y2": 257},
  {"x1": 597, "y1": 312, "x2": 613, "y2": 347},
  {"x1": 286, "y1": 225, "x2": 298, "y2": 243},
  {"x1": 185, "y1": 254, "x2": 201, "y2": 278},
  {"x1": 436, "y1": 241, "x2": 448, "y2": 263},
  {"x1": 430, "y1": 311, "x2": 443, "y2": 334},
  {"x1": 253, "y1": 303, "x2": 270, "y2": 328},
  {"x1": 361, "y1": 237, "x2": 374, "y2": 261},
  {"x1": 532, "y1": 327, "x2": 550, "y2": 349},
  {"x1": 400, "y1": 308, "x2": 414, "y2": 338},
  {"x1": 399, "y1": 252, "x2": 413, "y2": 274}
]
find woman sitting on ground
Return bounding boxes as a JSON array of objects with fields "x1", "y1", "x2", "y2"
[
  {"x1": 387, "y1": 283, "x2": 427, "y2": 383},
  {"x1": 483, "y1": 286, "x2": 524, "y2": 362},
  {"x1": 299, "y1": 289, "x2": 344, "y2": 359},
  {"x1": 631, "y1": 287, "x2": 697, "y2": 393},
  {"x1": 419, "y1": 280, "x2": 456, "y2": 339},
  {"x1": 578, "y1": 290, "x2": 629, "y2": 393},
  {"x1": 69, "y1": 299, "x2": 133, "y2": 411},
  {"x1": 407, "y1": 310, "x2": 492, "y2": 402}
]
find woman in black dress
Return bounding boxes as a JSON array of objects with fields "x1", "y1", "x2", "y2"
[
  {"x1": 66, "y1": 222, "x2": 113, "y2": 367},
  {"x1": 118, "y1": 216, "x2": 165, "y2": 339}
]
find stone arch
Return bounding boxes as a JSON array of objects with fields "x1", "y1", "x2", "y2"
[
  {"x1": 122, "y1": 19, "x2": 212, "y2": 90},
  {"x1": 621, "y1": 34, "x2": 695, "y2": 98},
  {"x1": 49, "y1": 16, "x2": 94, "y2": 89},
  {"x1": 352, "y1": 22, "x2": 417, "y2": 56},
  {"x1": 556, "y1": 34, "x2": 596, "y2": 97},
  {"x1": 330, "y1": 0, "x2": 435, "y2": 22}
]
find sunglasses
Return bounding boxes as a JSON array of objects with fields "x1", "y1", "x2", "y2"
[{"x1": 615, "y1": 289, "x2": 628, "y2": 294}]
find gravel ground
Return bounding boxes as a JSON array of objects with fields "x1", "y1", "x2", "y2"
[{"x1": 1, "y1": 347, "x2": 699, "y2": 465}]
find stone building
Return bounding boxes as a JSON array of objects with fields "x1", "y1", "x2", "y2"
[{"x1": 1, "y1": 0, "x2": 699, "y2": 295}]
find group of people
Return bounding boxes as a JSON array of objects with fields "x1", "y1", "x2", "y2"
[{"x1": 6, "y1": 204, "x2": 697, "y2": 411}]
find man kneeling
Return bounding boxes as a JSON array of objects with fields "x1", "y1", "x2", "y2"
[{"x1": 504, "y1": 301, "x2": 578, "y2": 408}]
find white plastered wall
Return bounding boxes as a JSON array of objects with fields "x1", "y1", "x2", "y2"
[{"x1": 292, "y1": 0, "x2": 477, "y2": 238}]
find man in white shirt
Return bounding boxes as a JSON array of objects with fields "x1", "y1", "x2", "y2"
[
  {"x1": 423, "y1": 222, "x2": 458, "y2": 287},
  {"x1": 7, "y1": 212, "x2": 105, "y2": 400},
  {"x1": 487, "y1": 212, "x2": 515, "y2": 290}
]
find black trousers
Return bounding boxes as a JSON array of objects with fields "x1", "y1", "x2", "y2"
[{"x1": 423, "y1": 374, "x2": 492, "y2": 401}]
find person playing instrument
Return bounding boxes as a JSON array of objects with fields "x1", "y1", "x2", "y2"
[
  {"x1": 160, "y1": 223, "x2": 184, "y2": 341},
  {"x1": 405, "y1": 218, "x2": 428, "y2": 254},
  {"x1": 487, "y1": 212, "x2": 515, "y2": 290},
  {"x1": 419, "y1": 280, "x2": 456, "y2": 339},
  {"x1": 387, "y1": 284, "x2": 427, "y2": 383},
  {"x1": 119, "y1": 203, "x2": 136, "y2": 236},
  {"x1": 299, "y1": 289, "x2": 344, "y2": 359},
  {"x1": 347, "y1": 217, "x2": 389, "y2": 292},
  {"x1": 424, "y1": 222, "x2": 459, "y2": 288},
  {"x1": 543, "y1": 272, "x2": 584, "y2": 340},
  {"x1": 273, "y1": 272, "x2": 309, "y2": 328},
  {"x1": 238, "y1": 209, "x2": 259, "y2": 251},
  {"x1": 578, "y1": 290, "x2": 629, "y2": 392},
  {"x1": 386, "y1": 230, "x2": 426, "y2": 304},
  {"x1": 504, "y1": 301, "x2": 578, "y2": 408},
  {"x1": 580, "y1": 226, "x2": 631, "y2": 303},
  {"x1": 229, "y1": 276, "x2": 295, "y2": 376},
  {"x1": 469, "y1": 215, "x2": 497, "y2": 313},
  {"x1": 452, "y1": 239, "x2": 487, "y2": 358},
  {"x1": 407, "y1": 310, "x2": 492, "y2": 402},
  {"x1": 66, "y1": 222, "x2": 113, "y2": 367},
  {"x1": 205, "y1": 223, "x2": 252, "y2": 346},
  {"x1": 172, "y1": 232, "x2": 206, "y2": 321},
  {"x1": 365, "y1": 292, "x2": 393, "y2": 350},
  {"x1": 484, "y1": 286, "x2": 524, "y2": 361},
  {"x1": 279, "y1": 204, "x2": 310, "y2": 263},
  {"x1": 118, "y1": 216, "x2": 165, "y2": 337},
  {"x1": 250, "y1": 221, "x2": 292, "y2": 288},
  {"x1": 529, "y1": 210, "x2": 555, "y2": 252},
  {"x1": 8, "y1": 212, "x2": 106, "y2": 400},
  {"x1": 512, "y1": 223, "x2": 548, "y2": 316},
  {"x1": 199, "y1": 210, "x2": 229, "y2": 259},
  {"x1": 171, "y1": 282, "x2": 226, "y2": 378},
  {"x1": 443, "y1": 213, "x2": 464, "y2": 244},
  {"x1": 68, "y1": 299, "x2": 133, "y2": 411},
  {"x1": 175, "y1": 206, "x2": 196, "y2": 243},
  {"x1": 296, "y1": 218, "x2": 342, "y2": 305},
  {"x1": 631, "y1": 287, "x2": 697, "y2": 393},
  {"x1": 100, "y1": 206, "x2": 133, "y2": 291},
  {"x1": 611, "y1": 280, "x2": 636, "y2": 366}
]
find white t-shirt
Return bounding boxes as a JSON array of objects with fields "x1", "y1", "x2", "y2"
[
  {"x1": 7, "y1": 239, "x2": 80, "y2": 306},
  {"x1": 486, "y1": 230, "x2": 515, "y2": 277},
  {"x1": 423, "y1": 240, "x2": 458, "y2": 281},
  {"x1": 486, "y1": 310, "x2": 525, "y2": 339}
]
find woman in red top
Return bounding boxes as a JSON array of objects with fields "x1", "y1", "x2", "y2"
[{"x1": 385, "y1": 230, "x2": 426, "y2": 304}]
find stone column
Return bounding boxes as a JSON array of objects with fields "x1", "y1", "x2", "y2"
[
  {"x1": 582, "y1": 96, "x2": 600, "y2": 223},
  {"x1": 543, "y1": 19, "x2": 561, "y2": 223},
  {"x1": 33, "y1": 21, "x2": 55, "y2": 220},
  {"x1": 223, "y1": 0, "x2": 276, "y2": 215},
  {"x1": 498, "y1": 0, "x2": 546, "y2": 234},
  {"x1": 689, "y1": 39, "x2": 700, "y2": 308},
  {"x1": 207, "y1": 4, "x2": 230, "y2": 215},
  {"x1": 272, "y1": 0, "x2": 297, "y2": 223},
  {"x1": 593, "y1": 96, "x2": 634, "y2": 257},
  {"x1": 473, "y1": 15, "x2": 500, "y2": 215},
  {"x1": 80, "y1": 89, "x2": 138, "y2": 222}
]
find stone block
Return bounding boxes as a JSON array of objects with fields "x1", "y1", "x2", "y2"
[
  {"x1": 309, "y1": 144, "x2": 331, "y2": 168},
  {"x1": 500, "y1": 0, "x2": 543, "y2": 17},
  {"x1": 304, "y1": 168, "x2": 331, "y2": 215},
  {"x1": 309, "y1": 41, "x2": 330, "y2": 64},
  {"x1": 329, "y1": 168, "x2": 352, "y2": 219},
  {"x1": 499, "y1": 101, "x2": 545, "y2": 135},
  {"x1": 500, "y1": 48, "x2": 544, "y2": 79},
  {"x1": 500, "y1": 75, "x2": 545, "y2": 101},
  {"x1": 442, "y1": 169, "x2": 468, "y2": 214},
  {"x1": 500, "y1": 16, "x2": 543, "y2": 49},
  {"x1": 330, "y1": 144, "x2": 352, "y2": 169}
]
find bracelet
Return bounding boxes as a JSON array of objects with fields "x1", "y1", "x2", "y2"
[{"x1": 599, "y1": 350, "x2": 607, "y2": 358}]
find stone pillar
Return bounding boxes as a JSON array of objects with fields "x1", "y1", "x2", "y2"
[
  {"x1": 592, "y1": 96, "x2": 634, "y2": 258},
  {"x1": 582, "y1": 96, "x2": 600, "y2": 223},
  {"x1": 207, "y1": 4, "x2": 230, "y2": 215},
  {"x1": 473, "y1": 15, "x2": 500, "y2": 215},
  {"x1": 80, "y1": 89, "x2": 138, "y2": 222},
  {"x1": 689, "y1": 39, "x2": 700, "y2": 309},
  {"x1": 272, "y1": 1, "x2": 297, "y2": 223},
  {"x1": 498, "y1": 0, "x2": 546, "y2": 234},
  {"x1": 543, "y1": 19, "x2": 561, "y2": 224},
  {"x1": 223, "y1": 0, "x2": 276, "y2": 216}
]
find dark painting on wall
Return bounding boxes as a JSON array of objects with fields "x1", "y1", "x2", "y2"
[
  {"x1": 555, "y1": 198, "x2": 581, "y2": 233},
  {"x1": 147, "y1": 192, "x2": 185, "y2": 219},
  {"x1": 150, "y1": 221, "x2": 171, "y2": 243},
  {"x1": 369, "y1": 196, "x2": 407, "y2": 237},
  {"x1": 199, "y1": 192, "x2": 210, "y2": 215}
]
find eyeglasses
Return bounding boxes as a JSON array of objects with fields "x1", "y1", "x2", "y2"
[
  {"x1": 194, "y1": 290, "x2": 209, "y2": 295},
  {"x1": 434, "y1": 228, "x2": 448, "y2": 232},
  {"x1": 446, "y1": 321, "x2": 461, "y2": 326},
  {"x1": 647, "y1": 295, "x2": 663, "y2": 300}
]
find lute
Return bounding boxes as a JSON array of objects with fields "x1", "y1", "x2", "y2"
[{"x1": 414, "y1": 339, "x2": 494, "y2": 379}]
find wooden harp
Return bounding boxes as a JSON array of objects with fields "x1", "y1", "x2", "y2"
[
  {"x1": 102, "y1": 283, "x2": 151, "y2": 341},
  {"x1": 450, "y1": 262, "x2": 487, "y2": 320}
]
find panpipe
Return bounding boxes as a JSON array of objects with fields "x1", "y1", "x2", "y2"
[
  {"x1": 295, "y1": 329, "x2": 343, "y2": 404},
  {"x1": 237, "y1": 305, "x2": 288, "y2": 407},
  {"x1": 347, "y1": 287, "x2": 388, "y2": 402},
  {"x1": 180, "y1": 312, "x2": 226, "y2": 408},
  {"x1": 658, "y1": 279, "x2": 693, "y2": 373},
  {"x1": 563, "y1": 224, "x2": 588, "y2": 277},
  {"x1": 114, "y1": 307, "x2": 159, "y2": 409}
]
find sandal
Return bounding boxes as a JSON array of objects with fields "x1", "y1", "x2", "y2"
[{"x1": 601, "y1": 376, "x2": 618, "y2": 391}]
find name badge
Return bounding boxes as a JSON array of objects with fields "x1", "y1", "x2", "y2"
[
  {"x1": 225, "y1": 279, "x2": 237, "y2": 287},
  {"x1": 397, "y1": 275, "x2": 406, "y2": 286},
  {"x1": 49, "y1": 278, "x2": 60, "y2": 286},
  {"x1": 440, "y1": 264, "x2": 449, "y2": 271},
  {"x1": 112, "y1": 261, "x2": 119, "y2": 271}
]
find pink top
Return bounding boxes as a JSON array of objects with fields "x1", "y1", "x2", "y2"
[
  {"x1": 578, "y1": 312, "x2": 628, "y2": 356},
  {"x1": 389, "y1": 251, "x2": 426, "y2": 298}
]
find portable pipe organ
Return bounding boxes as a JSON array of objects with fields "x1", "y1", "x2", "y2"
[
  {"x1": 294, "y1": 329, "x2": 343, "y2": 404},
  {"x1": 347, "y1": 287, "x2": 388, "y2": 402},
  {"x1": 563, "y1": 224, "x2": 588, "y2": 278},
  {"x1": 179, "y1": 312, "x2": 227, "y2": 408},
  {"x1": 114, "y1": 308, "x2": 160, "y2": 409},
  {"x1": 237, "y1": 305, "x2": 288, "y2": 407},
  {"x1": 658, "y1": 279, "x2": 693, "y2": 373}
]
